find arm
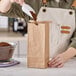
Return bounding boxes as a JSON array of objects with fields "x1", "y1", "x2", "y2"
[
  {"x1": 48, "y1": 30, "x2": 76, "y2": 68},
  {"x1": 0, "y1": 0, "x2": 40, "y2": 21},
  {"x1": 61, "y1": 30, "x2": 76, "y2": 62},
  {"x1": 0, "y1": 0, "x2": 24, "y2": 13},
  {"x1": 0, "y1": 0, "x2": 28, "y2": 20},
  {"x1": 0, "y1": 0, "x2": 12, "y2": 13}
]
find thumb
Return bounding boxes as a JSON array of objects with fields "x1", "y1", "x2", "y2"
[
  {"x1": 10, "y1": 0, "x2": 15, "y2": 3},
  {"x1": 19, "y1": 0, "x2": 24, "y2": 5}
]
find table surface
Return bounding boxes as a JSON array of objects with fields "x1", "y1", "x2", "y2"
[{"x1": 0, "y1": 57, "x2": 76, "y2": 76}]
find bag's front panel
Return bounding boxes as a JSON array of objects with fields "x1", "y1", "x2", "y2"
[{"x1": 37, "y1": 7, "x2": 75, "y2": 57}]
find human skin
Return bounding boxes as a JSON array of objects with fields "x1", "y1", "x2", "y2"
[
  {"x1": 0, "y1": 0, "x2": 76, "y2": 68},
  {"x1": 48, "y1": 47, "x2": 76, "y2": 68},
  {"x1": 0, "y1": 0, "x2": 24, "y2": 13}
]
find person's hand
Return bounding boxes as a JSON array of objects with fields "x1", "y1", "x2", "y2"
[
  {"x1": 48, "y1": 54, "x2": 65, "y2": 68},
  {"x1": 48, "y1": 47, "x2": 76, "y2": 68},
  {"x1": 11, "y1": 0, "x2": 24, "y2": 5},
  {"x1": 0, "y1": 0, "x2": 25, "y2": 13}
]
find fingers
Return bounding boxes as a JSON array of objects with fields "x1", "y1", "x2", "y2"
[
  {"x1": 19, "y1": 0, "x2": 24, "y2": 5},
  {"x1": 49, "y1": 56, "x2": 60, "y2": 65},
  {"x1": 57, "y1": 63, "x2": 64, "y2": 68},
  {"x1": 42, "y1": 0, "x2": 47, "y2": 4},
  {"x1": 15, "y1": 0, "x2": 20, "y2": 4},
  {"x1": 10, "y1": 0, "x2": 15, "y2": 3},
  {"x1": 49, "y1": 60, "x2": 64, "y2": 68},
  {"x1": 48, "y1": 55, "x2": 64, "y2": 68},
  {"x1": 51, "y1": 61, "x2": 63, "y2": 68},
  {"x1": 14, "y1": 0, "x2": 24, "y2": 5}
]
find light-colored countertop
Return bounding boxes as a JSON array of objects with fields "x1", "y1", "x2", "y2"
[{"x1": 0, "y1": 57, "x2": 76, "y2": 76}]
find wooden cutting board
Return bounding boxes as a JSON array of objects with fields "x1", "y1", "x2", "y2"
[{"x1": 27, "y1": 20, "x2": 51, "y2": 68}]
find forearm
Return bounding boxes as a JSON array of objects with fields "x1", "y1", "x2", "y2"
[
  {"x1": 48, "y1": 47, "x2": 76, "y2": 68},
  {"x1": 63, "y1": 29, "x2": 76, "y2": 61},
  {"x1": 0, "y1": 0, "x2": 12, "y2": 13},
  {"x1": 62, "y1": 47, "x2": 76, "y2": 62}
]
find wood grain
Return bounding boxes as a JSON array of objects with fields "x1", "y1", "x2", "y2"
[{"x1": 27, "y1": 20, "x2": 50, "y2": 68}]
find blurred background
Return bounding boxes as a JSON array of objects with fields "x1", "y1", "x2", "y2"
[{"x1": 0, "y1": 16, "x2": 27, "y2": 58}]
